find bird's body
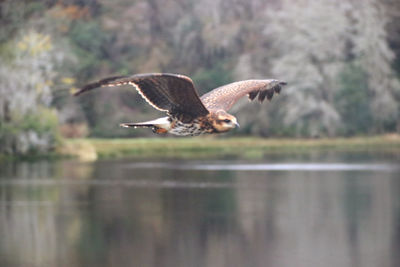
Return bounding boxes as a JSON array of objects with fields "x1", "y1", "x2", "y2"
[
  {"x1": 165, "y1": 117, "x2": 207, "y2": 136},
  {"x1": 74, "y1": 73, "x2": 286, "y2": 136},
  {"x1": 167, "y1": 117, "x2": 209, "y2": 136},
  {"x1": 122, "y1": 116, "x2": 210, "y2": 136}
]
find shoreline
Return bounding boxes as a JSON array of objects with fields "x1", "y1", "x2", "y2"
[{"x1": 56, "y1": 134, "x2": 400, "y2": 161}]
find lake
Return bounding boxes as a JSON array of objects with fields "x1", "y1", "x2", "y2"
[{"x1": 1, "y1": 151, "x2": 399, "y2": 267}]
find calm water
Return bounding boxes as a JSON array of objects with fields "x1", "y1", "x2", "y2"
[{"x1": 1, "y1": 151, "x2": 399, "y2": 267}]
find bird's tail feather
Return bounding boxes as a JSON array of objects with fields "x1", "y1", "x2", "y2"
[
  {"x1": 120, "y1": 120, "x2": 169, "y2": 134},
  {"x1": 120, "y1": 117, "x2": 171, "y2": 130},
  {"x1": 119, "y1": 122, "x2": 153, "y2": 128}
]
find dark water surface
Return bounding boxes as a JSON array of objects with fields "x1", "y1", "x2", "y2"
[{"x1": 1, "y1": 151, "x2": 399, "y2": 267}]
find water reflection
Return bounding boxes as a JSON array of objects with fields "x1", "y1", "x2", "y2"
[
  {"x1": 0, "y1": 154, "x2": 399, "y2": 267},
  {"x1": 124, "y1": 162, "x2": 399, "y2": 171}
]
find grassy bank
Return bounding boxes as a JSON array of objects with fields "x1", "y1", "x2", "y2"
[{"x1": 58, "y1": 134, "x2": 400, "y2": 161}]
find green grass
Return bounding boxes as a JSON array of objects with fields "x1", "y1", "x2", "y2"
[{"x1": 58, "y1": 134, "x2": 400, "y2": 160}]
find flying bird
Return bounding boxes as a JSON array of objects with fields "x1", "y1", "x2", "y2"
[{"x1": 74, "y1": 73, "x2": 286, "y2": 136}]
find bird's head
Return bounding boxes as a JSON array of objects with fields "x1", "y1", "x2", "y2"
[{"x1": 210, "y1": 110, "x2": 240, "y2": 133}]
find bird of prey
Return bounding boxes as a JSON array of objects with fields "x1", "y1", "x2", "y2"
[{"x1": 74, "y1": 73, "x2": 286, "y2": 136}]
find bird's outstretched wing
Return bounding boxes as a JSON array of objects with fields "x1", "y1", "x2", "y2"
[
  {"x1": 200, "y1": 79, "x2": 286, "y2": 111},
  {"x1": 74, "y1": 73, "x2": 210, "y2": 117}
]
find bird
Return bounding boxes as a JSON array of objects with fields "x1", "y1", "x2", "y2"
[{"x1": 74, "y1": 73, "x2": 286, "y2": 136}]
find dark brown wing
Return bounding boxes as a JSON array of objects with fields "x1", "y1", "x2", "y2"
[
  {"x1": 200, "y1": 79, "x2": 286, "y2": 111},
  {"x1": 74, "y1": 73, "x2": 210, "y2": 117}
]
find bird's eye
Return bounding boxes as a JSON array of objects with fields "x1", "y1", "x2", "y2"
[{"x1": 223, "y1": 119, "x2": 231, "y2": 123}]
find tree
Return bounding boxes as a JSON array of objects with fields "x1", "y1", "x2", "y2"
[
  {"x1": 0, "y1": 31, "x2": 60, "y2": 154},
  {"x1": 262, "y1": 0, "x2": 400, "y2": 136},
  {"x1": 263, "y1": 0, "x2": 351, "y2": 136},
  {"x1": 351, "y1": 0, "x2": 400, "y2": 132}
]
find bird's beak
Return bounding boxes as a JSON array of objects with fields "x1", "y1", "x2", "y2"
[{"x1": 235, "y1": 121, "x2": 240, "y2": 128}]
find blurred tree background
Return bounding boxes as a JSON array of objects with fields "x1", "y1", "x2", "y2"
[{"x1": 0, "y1": 0, "x2": 400, "y2": 154}]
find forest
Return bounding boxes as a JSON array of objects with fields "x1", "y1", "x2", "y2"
[{"x1": 0, "y1": 0, "x2": 400, "y2": 155}]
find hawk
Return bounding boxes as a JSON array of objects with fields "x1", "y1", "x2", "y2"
[{"x1": 74, "y1": 73, "x2": 286, "y2": 136}]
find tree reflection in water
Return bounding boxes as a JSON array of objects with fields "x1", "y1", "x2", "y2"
[{"x1": 0, "y1": 156, "x2": 399, "y2": 267}]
